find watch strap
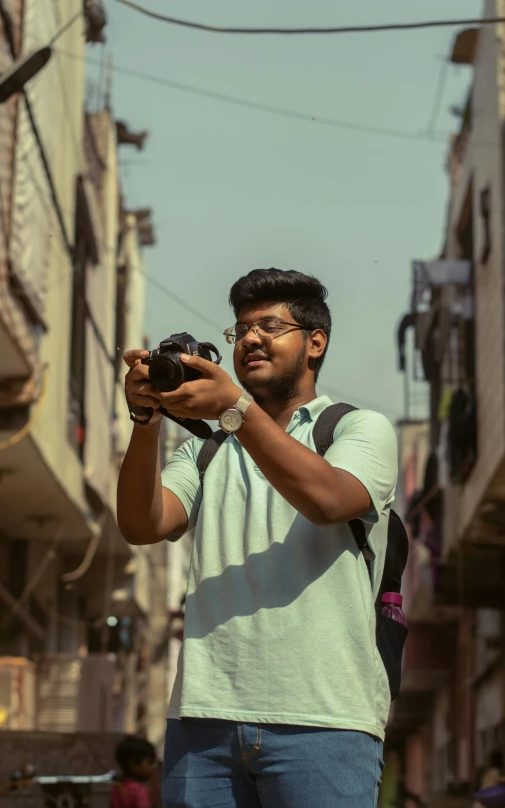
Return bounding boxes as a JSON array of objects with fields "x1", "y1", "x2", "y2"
[{"x1": 234, "y1": 390, "x2": 253, "y2": 415}]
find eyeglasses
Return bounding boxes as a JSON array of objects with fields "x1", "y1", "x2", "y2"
[{"x1": 223, "y1": 318, "x2": 310, "y2": 345}]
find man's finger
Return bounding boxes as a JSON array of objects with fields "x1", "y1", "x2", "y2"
[
  {"x1": 132, "y1": 380, "x2": 159, "y2": 396},
  {"x1": 126, "y1": 363, "x2": 151, "y2": 381},
  {"x1": 157, "y1": 384, "x2": 193, "y2": 407},
  {"x1": 180, "y1": 354, "x2": 216, "y2": 375},
  {"x1": 123, "y1": 349, "x2": 149, "y2": 368}
]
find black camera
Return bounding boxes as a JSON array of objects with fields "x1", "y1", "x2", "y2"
[{"x1": 142, "y1": 332, "x2": 222, "y2": 392}]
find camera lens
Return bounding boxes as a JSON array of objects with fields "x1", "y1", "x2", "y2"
[{"x1": 148, "y1": 354, "x2": 185, "y2": 392}]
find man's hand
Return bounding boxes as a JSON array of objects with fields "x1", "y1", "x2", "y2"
[
  {"x1": 123, "y1": 349, "x2": 163, "y2": 424},
  {"x1": 157, "y1": 354, "x2": 242, "y2": 421}
]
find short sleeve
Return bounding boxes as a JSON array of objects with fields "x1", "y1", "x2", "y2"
[
  {"x1": 161, "y1": 437, "x2": 204, "y2": 533},
  {"x1": 323, "y1": 410, "x2": 398, "y2": 524}
]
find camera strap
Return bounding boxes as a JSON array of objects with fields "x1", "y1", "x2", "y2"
[
  {"x1": 126, "y1": 400, "x2": 212, "y2": 439},
  {"x1": 159, "y1": 407, "x2": 213, "y2": 439}
]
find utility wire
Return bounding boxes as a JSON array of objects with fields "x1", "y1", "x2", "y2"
[
  {"x1": 59, "y1": 49, "x2": 450, "y2": 144},
  {"x1": 59, "y1": 48, "x2": 504, "y2": 151},
  {"x1": 113, "y1": 1, "x2": 505, "y2": 37},
  {"x1": 48, "y1": 9, "x2": 83, "y2": 46},
  {"x1": 36, "y1": 12, "x2": 84, "y2": 164},
  {"x1": 142, "y1": 272, "x2": 230, "y2": 333}
]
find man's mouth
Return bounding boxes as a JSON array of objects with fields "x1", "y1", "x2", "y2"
[{"x1": 243, "y1": 353, "x2": 270, "y2": 367}]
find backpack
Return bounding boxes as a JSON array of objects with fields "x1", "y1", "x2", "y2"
[{"x1": 196, "y1": 402, "x2": 409, "y2": 701}]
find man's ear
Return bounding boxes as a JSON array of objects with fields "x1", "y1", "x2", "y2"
[{"x1": 307, "y1": 329, "x2": 327, "y2": 364}]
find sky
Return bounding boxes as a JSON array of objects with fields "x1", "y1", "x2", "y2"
[{"x1": 87, "y1": 0, "x2": 481, "y2": 422}]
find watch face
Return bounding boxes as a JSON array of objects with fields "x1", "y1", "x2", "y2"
[{"x1": 220, "y1": 408, "x2": 243, "y2": 433}]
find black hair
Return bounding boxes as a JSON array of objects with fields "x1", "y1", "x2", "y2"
[
  {"x1": 229, "y1": 268, "x2": 332, "y2": 380},
  {"x1": 115, "y1": 735, "x2": 156, "y2": 777}
]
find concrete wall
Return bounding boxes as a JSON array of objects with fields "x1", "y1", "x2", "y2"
[
  {"x1": 444, "y1": 1, "x2": 505, "y2": 541},
  {"x1": 15, "y1": 0, "x2": 91, "y2": 526},
  {"x1": 83, "y1": 113, "x2": 119, "y2": 510},
  {"x1": 0, "y1": 0, "x2": 35, "y2": 377}
]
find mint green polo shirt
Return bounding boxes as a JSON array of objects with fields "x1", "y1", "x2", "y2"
[{"x1": 161, "y1": 395, "x2": 398, "y2": 740}]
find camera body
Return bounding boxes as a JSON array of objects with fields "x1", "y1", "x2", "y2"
[{"x1": 142, "y1": 332, "x2": 221, "y2": 392}]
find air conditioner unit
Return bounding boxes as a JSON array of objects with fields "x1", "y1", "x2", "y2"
[{"x1": 0, "y1": 656, "x2": 36, "y2": 730}]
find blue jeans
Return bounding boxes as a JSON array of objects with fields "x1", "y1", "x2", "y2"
[{"x1": 162, "y1": 718, "x2": 383, "y2": 807}]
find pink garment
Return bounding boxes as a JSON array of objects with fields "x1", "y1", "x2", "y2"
[{"x1": 111, "y1": 780, "x2": 151, "y2": 808}]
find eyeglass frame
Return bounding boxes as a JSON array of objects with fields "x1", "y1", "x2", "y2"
[{"x1": 223, "y1": 317, "x2": 312, "y2": 345}]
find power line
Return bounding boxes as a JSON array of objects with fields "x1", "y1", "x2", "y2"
[
  {"x1": 58, "y1": 49, "x2": 450, "y2": 144},
  {"x1": 48, "y1": 9, "x2": 83, "y2": 46},
  {"x1": 113, "y1": 1, "x2": 505, "y2": 37},
  {"x1": 142, "y1": 272, "x2": 228, "y2": 333},
  {"x1": 32, "y1": 12, "x2": 84, "y2": 169},
  {"x1": 59, "y1": 48, "x2": 504, "y2": 152}
]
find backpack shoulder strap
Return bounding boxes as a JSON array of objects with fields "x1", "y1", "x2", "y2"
[
  {"x1": 348, "y1": 519, "x2": 376, "y2": 563},
  {"x1": 312, "y1": 402, "x2": 358, "y2": 457},
  {"x1": 196, "y1": 429, "x2": 229, "y2": 484},
  {"x1": 313, "y1": 402, "x2": 376, "y2": 564}
]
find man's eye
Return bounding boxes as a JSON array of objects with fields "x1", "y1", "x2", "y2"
[{"x1": 261, "y1": 322, "x2": 281, "y2": 334}]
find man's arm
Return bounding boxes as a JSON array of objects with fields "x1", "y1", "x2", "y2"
[
  {"x1": 235, "y1": 402, "x2": 373, "y2": 525},
  {"x1": 116, "y1": 350, "x2": 189, "y2": 545},
  {"x1": 145, "y1": 353, "x2": 397, "y2": 528},
  {"x1": 117, "y1": 420, "x2": 188, "y2": 545}
]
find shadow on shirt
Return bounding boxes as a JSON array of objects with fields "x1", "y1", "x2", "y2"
[{"x1": 183, "y1": 514, "x2": 363, "y2": 641}]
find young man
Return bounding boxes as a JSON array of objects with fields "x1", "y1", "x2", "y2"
[{"x1": 117, "y1": 268, "x2": 398, "y2": 808}]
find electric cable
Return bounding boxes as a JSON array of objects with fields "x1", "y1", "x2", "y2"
[
  {"x1": 48, "y1": 9, "x2": 83, "y2": 46},
  {"x1": 113, "y1": 1, "x2": 505, "y2": 37},
  {"x1": 59, "y1": 48, "x2": 450, "y2": 144},
  {"x1": 58, "y1": 48, "x2": 502, "y2": 151}
]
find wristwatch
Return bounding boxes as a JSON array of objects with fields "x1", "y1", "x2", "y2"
[{"x1": 218, "y1": 391, "x2": 253, "y2": 434}]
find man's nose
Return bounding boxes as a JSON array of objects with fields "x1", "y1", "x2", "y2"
[{"x1": 240, "y1": 325, "x2": 263, "y2": 349}]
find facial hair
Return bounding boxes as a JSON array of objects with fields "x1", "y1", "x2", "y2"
[{"x1": 242, "y1": 343, "x2": 306, "y2": 404}]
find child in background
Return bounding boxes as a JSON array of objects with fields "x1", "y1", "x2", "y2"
[{"x1": 112, "y1": 735, "x2": 158, "y2": 808}]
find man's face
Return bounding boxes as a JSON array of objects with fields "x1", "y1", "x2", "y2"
[{"x1": 232, "y1": 302, "x2": 311, "y2": 400}]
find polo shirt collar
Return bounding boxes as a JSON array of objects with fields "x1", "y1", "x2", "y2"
[{"x1": 288, "y1": 395, "x2": 333, "y2": 430}]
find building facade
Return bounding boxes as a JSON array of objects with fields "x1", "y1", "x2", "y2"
[
  {"x1": 388, "y1": 3, "x2": 505, "y2": 805},
  {"x1": 0, "y1": 0, "x2": 166, "y2": 784}
]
